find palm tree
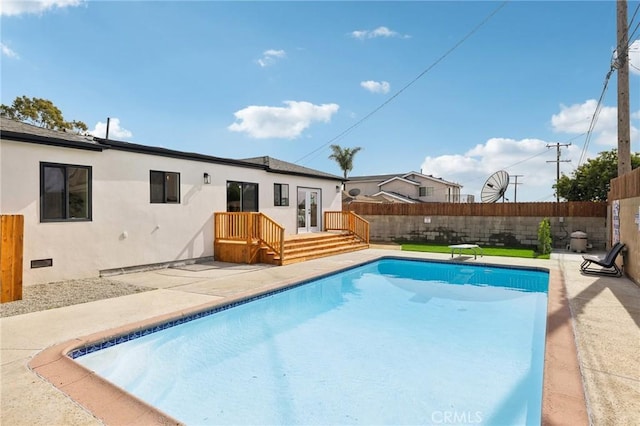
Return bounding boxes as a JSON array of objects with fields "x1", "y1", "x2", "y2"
[{"x1": 328, "y1": 144, "x2": 362, "y2": 179}]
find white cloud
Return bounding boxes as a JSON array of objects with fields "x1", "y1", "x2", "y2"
[
  {"x1": 257, "y1": 49, "x2": 286, "y2": 67},
  {"x1": 350, "y1": 26, "x2": 410, "y2": 40},
  {"x1": 630, "y1": 39, "x2": 640, "y2": 75},
  {"x1": 228, "y1": 100, "x2": 339, "y2": 139},
  {"x1": 0, "y1": 0, "x2": 83, "y2": 16},
  {"x1": 0, "y1": 43, "x2": 19, "y2": 59},
  {"x1": 89, "y1": 118, "x2": 132, "y2": 139},
  {"x1": 551, "y1": 99, "x2": 638, "y2": 147},
  {"x1": 360, "y1": 80, "x2": 390, "y2": 94}
]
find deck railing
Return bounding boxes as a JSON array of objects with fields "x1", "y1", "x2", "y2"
[
  {"x1": 214, "y1": 212, "x2": 284, "y2": 261},
  {"x1": 323, "y1": 211, "x2": 370, "y2": 244},
  {"x1": 256, "y1": 213, "x2": 285, "y2": 260}
]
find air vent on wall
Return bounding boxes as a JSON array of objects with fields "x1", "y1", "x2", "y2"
[{"x1": 31, "y1": 258, "x2": 53, "y2": 269}]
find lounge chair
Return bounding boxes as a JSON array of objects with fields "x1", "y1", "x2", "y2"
[{"x1": 580, "y1": 242, "x2": 625, "y2": 277}]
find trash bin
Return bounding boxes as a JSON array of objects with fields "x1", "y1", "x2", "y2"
[{"x1": 570, "y1": 231, "x2": 588, "y2": 253}]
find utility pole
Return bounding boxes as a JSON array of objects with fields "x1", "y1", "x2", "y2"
[
  {"x1": 617, "y1": 0, "x2": 631, "y2": 175},
  {"x1": 547, "y1": 143, "x2": 571, "y2": 202},
  {"x1": 511, "y1": 175, "x2": 523, "y2": 202}
]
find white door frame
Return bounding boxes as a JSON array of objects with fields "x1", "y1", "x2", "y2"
[{"x1": 297, "y1": 187, "x2": 321, "y2": 233}]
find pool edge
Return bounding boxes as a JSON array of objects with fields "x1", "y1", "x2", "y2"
[
  {"x1": 28, "y1": 257, "x2": 589, "y2": 425},
  {"x1": 542, "y1": 267, "x2": 590, "y2": 425}
]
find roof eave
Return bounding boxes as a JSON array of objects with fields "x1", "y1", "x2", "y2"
[{"x1": 1, "y1": 130, "x2": 104, "y2": 152}]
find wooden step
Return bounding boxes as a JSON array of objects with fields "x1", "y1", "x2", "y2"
[
  {"x1": 281, "y1": 243, "x2": 368, "y2": 265},
  {"x1": 260, "y1": 233, "x2": 368, "y2": 266}
]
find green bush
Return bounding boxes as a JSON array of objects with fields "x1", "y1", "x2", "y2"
[{"x1": 537, "y1": 217, "x2": 552, "y2": 255}]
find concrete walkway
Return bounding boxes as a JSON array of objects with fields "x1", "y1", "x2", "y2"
[{"x1": 1, "y1": 248, "x2": 638, "y2": 425}]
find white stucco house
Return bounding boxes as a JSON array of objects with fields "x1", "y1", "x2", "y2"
[
  {"x1": 344, "y1": 172, "x2": 469, "y2": 203},
  {"x1": 0, "y1": 118, "x2": 343, "y2": 284}
]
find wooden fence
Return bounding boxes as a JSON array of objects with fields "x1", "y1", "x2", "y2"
[
  {"x1": 608, "y1": 167, "x2": 640, "y2": 200},
  {"x1": 344, "y1": 201, "x2": 607, "y2": 217}
]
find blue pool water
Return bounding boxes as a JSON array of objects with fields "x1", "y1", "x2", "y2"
[{"x1": 75, "y1": 258, "x2": 549, "y2": 425}]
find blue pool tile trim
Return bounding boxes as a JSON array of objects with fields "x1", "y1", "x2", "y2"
[
  {"x1": 68, "y1": 278, "x2": 315, "y2": 359},
  {"x1": 68, "y1": 256, "x2": 549, "y2": 359}
]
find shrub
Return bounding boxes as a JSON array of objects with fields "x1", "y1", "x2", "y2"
[{"x1": 537, "y1": 217, "x2": 552, "y2": 255}]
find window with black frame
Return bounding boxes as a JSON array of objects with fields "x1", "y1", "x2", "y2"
[
  {"x1": 150, "y1": 171, "x2": 180, "y2": 203},
  {"x1": 227, "y1": 181, "x2": 258, "y2": 212},
  {"x1": 40, "y1": 162, "x2": 92, "y2": 222},
  {"x1": 274, "y1": 183, "x2": 289, "y2": 206}
]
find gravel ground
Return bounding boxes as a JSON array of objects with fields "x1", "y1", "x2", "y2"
[{"x1": 0, "y1": 278, "x2": 153, "y2": 318}]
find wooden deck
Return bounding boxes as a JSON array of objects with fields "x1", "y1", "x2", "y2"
[
  {"x1": 215, "y1": 231, "x2": 369, "y2": 266},
  {"x1": 214, "y1": 211, "x2": 370, "y2": 266}
]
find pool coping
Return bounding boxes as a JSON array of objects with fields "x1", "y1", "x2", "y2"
[{"x1": 28, "y1": 257, "x2": 589, "y2": 425}]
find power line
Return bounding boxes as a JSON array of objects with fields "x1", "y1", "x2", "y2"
[
  {"x1": 578, "y1": 67, "x2": 614, "y2": 167},
  {"x1": 627, "y1": 2, "x2": 640, "y2": 42},
  {"x1": 294, "y1": 1, "x2": 510, "y2": 165},
  {"x1": 627, "y1": 21, "x2": 640, "y2": 46}
]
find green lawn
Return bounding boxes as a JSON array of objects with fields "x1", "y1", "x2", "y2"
[{"x1": 401, "y1": 243, "x2": 550, "y2": 259}]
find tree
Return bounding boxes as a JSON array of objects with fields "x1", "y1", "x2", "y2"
[
  {"x1": 554, "y1": 149, "x2": 640, "y2": 201},
  {"x1": 328, "y1": 144, "x2": 362, "y2": 179},
  {"x1": 0, "y1": 96, "x2": 88, "y2": 133}
]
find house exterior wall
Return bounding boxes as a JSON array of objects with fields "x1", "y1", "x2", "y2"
[
  {"x1": 379, "y1": 179, "x2": 417, "y2": 197},
  {"x1": 344, "y1": 180, "x2": 379, "y2": 196},
  {"x1": 346, "y1": 175, "x2": 461, "y2": 203},
  {"x1": 0, "y1": 140, "x2": 341, "y2": 284},
  {"x1": 409, "y1": 176, "x2": 459, "y2": 203},
  {"x1": 615, "y1": 197, "x2": 640, "y2": 284}
]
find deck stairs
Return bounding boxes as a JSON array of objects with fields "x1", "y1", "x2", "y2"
[{"x1": 261, "y1": 232, "x2": 369, "y2": 266}]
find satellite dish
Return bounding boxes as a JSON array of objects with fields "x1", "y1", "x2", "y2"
[
  {"x1": 348, "y1": 188, "x2": 361, "y2": 196},
  {"x1": 481, "y1": 170, "x2": 510, "y2": 203}
]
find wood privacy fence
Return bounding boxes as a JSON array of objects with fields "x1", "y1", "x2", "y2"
[
  {"x1": 344, "y1": 201, "x2": 607, "y2": 218},
  {"x1": 608, "y1": 167, "x2": 640, "y2": 200},
  {"x1": 1, "y1": 215, "x2": 23, "y2": 303}
]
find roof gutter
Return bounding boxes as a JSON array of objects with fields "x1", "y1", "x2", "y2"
[{"x1": 1, "y1": 131, "x2": 104, "y2": 152}]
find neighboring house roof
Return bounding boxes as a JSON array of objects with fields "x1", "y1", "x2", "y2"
[
  {"x1": 345, "y1": 173, "x2": 401, "y2": 182},
  {"x1": 372, "y1": 191, "x2": 419, "y2": 203},
  {"x1": 241, "y1": 156, "x2": 343, "y2": 180},
  {"x1": 401, "y1": 171, "x2": 462, "y2": 188},
  {"x1": 378, "y1": 176, "x2": 420, "y2": 187},
  {"x1": 347, "y1": 170, "x2": 461, "y2": 188},
  {"x1": 0, "y1": 118, "x2": 341, "y2": 181},
  {"x1": 341, "y1": 192, "x2": 388, "y2": 204}
]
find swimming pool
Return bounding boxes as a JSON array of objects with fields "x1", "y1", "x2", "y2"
[{"x1": 74, "y1": 258, "x2": 549, "y2": 425}]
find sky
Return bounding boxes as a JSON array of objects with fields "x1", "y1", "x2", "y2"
[{"x1": 1, "y1": 0, "x2": 639, "y2": 202}]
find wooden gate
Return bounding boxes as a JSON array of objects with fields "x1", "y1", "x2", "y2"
[{"x1": 1, "y1": 215, "x2": 24, "y2": 303}]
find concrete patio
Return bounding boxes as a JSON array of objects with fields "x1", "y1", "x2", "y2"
[{"x1": 1, "y1": 248, "x2": 638, "y2": 425}]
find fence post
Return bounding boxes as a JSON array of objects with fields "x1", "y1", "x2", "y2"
[{"x1": 1, "y1": 215, "x2": 24, "y2": 303}]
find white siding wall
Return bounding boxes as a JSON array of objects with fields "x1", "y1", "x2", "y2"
[
  {"x1": 0, "y1": 140, "x2": 341, "y2": 284},
  {"x1": 412, "y1": 177, "x2": 455, "y2": 202},
  {"x1": 379, "y1": 179, "x2": 417, "y2": 197},
  {"x1": 344, "y1": 180, "x2": 380, "y2": 196},
  {"x1": 346, "y1": 177, "x2": 460, "y2": 202}
]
